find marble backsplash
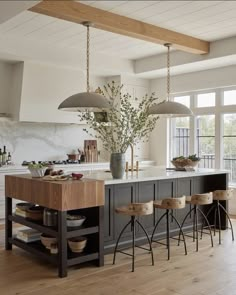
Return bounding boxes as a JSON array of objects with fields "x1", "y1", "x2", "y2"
[
  {"x1": 0, "y1": 119, "x2": 103, "y2": 164},
  {"x1": 0, "y1": 119, "x2": 149, "y2": 165}
]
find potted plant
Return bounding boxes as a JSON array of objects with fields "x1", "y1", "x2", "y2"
[{"x1": 78, "y1": 81, "x2": 159, "y2": 178}]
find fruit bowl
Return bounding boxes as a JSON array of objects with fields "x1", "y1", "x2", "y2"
[
  {"x1": 171, "y1": 155, "x2": 200, "y2": 169},
  {"x1": 171, "y1": 159, "x2": 200, "y2": 169}
]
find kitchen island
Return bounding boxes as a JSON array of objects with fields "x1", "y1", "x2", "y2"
[
  {"x1": 5, "y1": 168, "x2": 229, "y2": 275},
  {"x1": 84, "y1": 167, "x2": 228, "y2": 252}
]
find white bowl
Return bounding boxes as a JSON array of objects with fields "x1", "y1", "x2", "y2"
[
  {"x1": 28, "y1": 167, "x2": 48, "y2": 178},
  {"x1": 67, "y1": 215, "x2": 86, "y2": 227}
]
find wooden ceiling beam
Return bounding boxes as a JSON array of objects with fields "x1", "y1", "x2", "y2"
[{"x1": 29, "y1": 1, "x2": 209, "y2": 55}]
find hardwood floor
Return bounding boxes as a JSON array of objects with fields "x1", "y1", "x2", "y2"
[{"x1": 1, "y1": 222, "x2": 236, "y2": 295}]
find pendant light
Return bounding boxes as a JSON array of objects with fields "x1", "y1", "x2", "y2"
[
  {"x1": 58, "y1": 22, "x2": 110, "y2": 112},
  {"x1": 148, "y1": 44, "x2": 193, "y2": 117}
]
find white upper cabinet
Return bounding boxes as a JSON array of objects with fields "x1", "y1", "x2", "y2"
[{"x1": 10, "y1": 61, "x2": 105, "y2": 124}]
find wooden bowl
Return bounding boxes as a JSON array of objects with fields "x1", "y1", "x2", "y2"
[
  {"x1": 40, "y1": 234, "x2": 57, "y2": 249},
  {"x1": 16, "y1": 202, "x2": 33, "y2": 211},
  {"x1": 171, "y1": 159, "x2": 200, "y2": 169},
  {"x1": 26, "y1": 206, "x2": 44, "y2": 221},
  {"x1": 68, "y1": 236, "x2": 87, "y2": 253}
]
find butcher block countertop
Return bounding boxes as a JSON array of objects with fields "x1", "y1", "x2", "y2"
[{"x1": 5, "y1": 174, "x2": 104, "y2": 211}]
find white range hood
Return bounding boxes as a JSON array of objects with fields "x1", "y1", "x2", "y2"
[{"x1": 8, "y1": 61, "x2": 104, "y2": 124}]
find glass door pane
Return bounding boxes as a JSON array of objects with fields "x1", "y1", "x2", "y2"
[
  {"x1": 223, "y1": 114, "x2": 236, "y2": 184},
  {"x1": 196, "y1": 115, "x2": 215, "y2": 168}
]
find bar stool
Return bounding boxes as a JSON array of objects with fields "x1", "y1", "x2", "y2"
[
  {"x1": 113, "y1": 201, "x2": 154, "y2": 272},
  {"x1": 151, "y1": 196, "x2": 187, "y2": 260},
  {"x1": 201, "y1": 189, "x2": 234, "y2": 244},
  {"x1": 179, "y1": 193, "x2": 214, "y2": 251}
]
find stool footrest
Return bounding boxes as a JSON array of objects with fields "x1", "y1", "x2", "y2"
[
  {"x1": 135, "y1": 245, "x2": 151, "y2": 252},
  {"x1": 117, "y1": 250, "x2": 133, "y2": 257},
  {"x1": 171, "y1": 236, "x2": 184, "y2": 242},
  {"x1": 153, "y1": 236, "x2": 185, "y2": 247},
  {"x1": 152, "y1": 240, "x2": 166, "y2": 246}
]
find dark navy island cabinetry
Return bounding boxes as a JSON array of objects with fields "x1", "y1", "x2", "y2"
[{"x1": 104, "y1": 172, "x2": 228, "y2": 253}]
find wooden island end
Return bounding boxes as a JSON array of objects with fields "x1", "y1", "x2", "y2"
[{"x1": 5, "y1": 174, "x2": 105, "y2": 278}]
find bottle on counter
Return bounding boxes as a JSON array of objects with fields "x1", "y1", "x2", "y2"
[
  {"x1": 2, "y1": 146, "x2": 7, "y2": 165},
  {"x1": 80, "y1": 152, "x2": 85, "y2": 163},
  {"x1": 0, "y1": 149, "x2": 2, "y2": 166},
  {"x1": 7, "y1": 152, "x2": 12, "y2": 164}
]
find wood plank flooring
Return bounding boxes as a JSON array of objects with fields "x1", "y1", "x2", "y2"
[{"x1": 1, "y1": 222, "x2": 236, "y2": 295}]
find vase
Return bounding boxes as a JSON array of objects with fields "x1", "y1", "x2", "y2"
[{"x1": 110, "y1": 153, "x2": 125, "y2": 179}]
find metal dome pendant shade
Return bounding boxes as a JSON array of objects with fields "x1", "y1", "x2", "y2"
[
  {"x1": 148, "y1": 44, "x2": 193, "y2": 117},
  {"x1": 58, "y1": 22, "x2": 110, "y2": 112}
]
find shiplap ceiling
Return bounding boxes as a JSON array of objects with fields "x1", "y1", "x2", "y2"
[{"x1": 0, "y1": 1, "x2": 235, "y2": 61}]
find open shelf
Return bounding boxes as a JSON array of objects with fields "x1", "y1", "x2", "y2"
[
  {"x1": 10, "y1": 238, "x2": 57, "y2": 265},
  {"x1": 9, "y1": 215, "x2": 58, "y2": 237},
  {"x1": 9, "y1": 214, "x2": 99, "y2": 239},
  {"x1": 10, "y1": 237, "x2": 99, "y2": 267},
  {"x1": 67, "y1": 225, "x2": 99, "y2": 238},
  {"x1": 67, "y1": 251, "x2": 99, "y2": 266}
]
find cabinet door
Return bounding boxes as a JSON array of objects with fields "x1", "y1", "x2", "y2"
[
  {"x1": 104, "y1": 186, "x2": 114, "y2": 242},
  {"x1": 177, "y1": 178, "x2": 193, "y2": 226},
  {"x1": 193, "y1": 177, "x2": 205, "y2": 194},
  {"x1": 113, "y1": 183, "x2": 136, "y2": 240},
  {"x1": 156, "y1": 179, "x2": 177, "y2": 232},
  {"x1": 137, "y1": 181, "x2": 157, "y2": 234}
]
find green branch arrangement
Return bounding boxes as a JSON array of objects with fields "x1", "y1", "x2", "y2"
[{"x1": 78, "y1": 81, "x2": 159, "y2": 153}]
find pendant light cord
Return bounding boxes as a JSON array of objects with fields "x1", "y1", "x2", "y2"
[
  {"x1": 86, "y1": 24, "x2": 90, "y2": 93},
  {"x1": 166, "y1": 43, "x2": 171, "y2": 101}
]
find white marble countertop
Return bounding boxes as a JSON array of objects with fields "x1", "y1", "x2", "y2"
[
  {"x1": 0, "y1": 160, "x2": 155, "y2": 174},
  {"x1": 83, "y1": 167, "x2": 229, "y2": 185}
]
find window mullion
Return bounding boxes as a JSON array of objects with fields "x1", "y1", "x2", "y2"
[{"x1": 215, "y1": 88, "x2": 222, "y2": 169}]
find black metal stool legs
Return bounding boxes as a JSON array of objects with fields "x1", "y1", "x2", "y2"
[
  {"x1": 166, "y1": 209, "x2": 170, "y2": 259},
  {"x1": 113, "y1": 216, "x2": 154, "y2": 272},
  {"x1": 152, "y1": 209, "x2": 187, "y2": 260},
  {"x1": 131, "y1": 216, "x2": 135, "y2": 272},
  {"x1": 151, "y1": 212, "x2": 167, "y2": 243},
  {"x1": 217, "y1": 201, "x2": 221, "y2": 244},
  {"x1": 197, "y1": 207, "x2": 214, "y2": 249},
  {"x1": 113, "y1": 219, "x2": 132, "y2": 265},
  {"x1": 171, "y1": 214, "x2": 187, "y2": 256},
  {"x1": 201, "y1": 201, "x2": 234, "y2": 244},
  {"x1": 178, "y1": 207, "x2": 195, "y2": 246},
  {"x1": 219, "y1": 202, "x2": 234, "y2": 241},
  {"x1": 179, "y1": 205, "x2": 213, "y2": 251},
  {"x1": 136, "y1": 220, "x2": 154, "y2": 266}
]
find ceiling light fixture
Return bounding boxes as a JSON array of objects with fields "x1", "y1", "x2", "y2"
[
  {"x1": 58, "y1": 22, "x2": 110, "y2": 112},
  {"x1": 148, "y1": 43, "x2": 193, "y2": 117}
]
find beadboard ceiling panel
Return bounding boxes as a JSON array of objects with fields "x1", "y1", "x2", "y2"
[{"x1": 0, "y1": 1, "x2": 235, "y2": 61}]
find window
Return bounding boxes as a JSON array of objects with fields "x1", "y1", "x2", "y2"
[
  {"x1": 172, "y1": 118, "x2": 190, "y2": 158},
  {"x1": 171, "y1": 96, "x2": 190, "y2": 158},
  {"x1": 224, "y1": 90, "x2": 236, "y2": 106},
  {"x1": 174, "y1": 95, "x2": 190, "y2": 108},
  {"x1": 223, "y1": 114, "x2": 236, "y2": 184},
  {"x1": 196, "y1": 115, "x2": 215, "y2": 168},
  {"x1": 170, "y1": 87, "x2": 236, "y2": 185},
  {"x1": 197, "y1": 92, "x2": 215, "y2": 108}
]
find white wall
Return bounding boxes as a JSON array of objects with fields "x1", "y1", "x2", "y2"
[
  {"x1": 0, "y1": 61, "x2": 12, "y2": 114},
  {"x1": 149, "y1": 65, "x2": 236, "y2": 166}
]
